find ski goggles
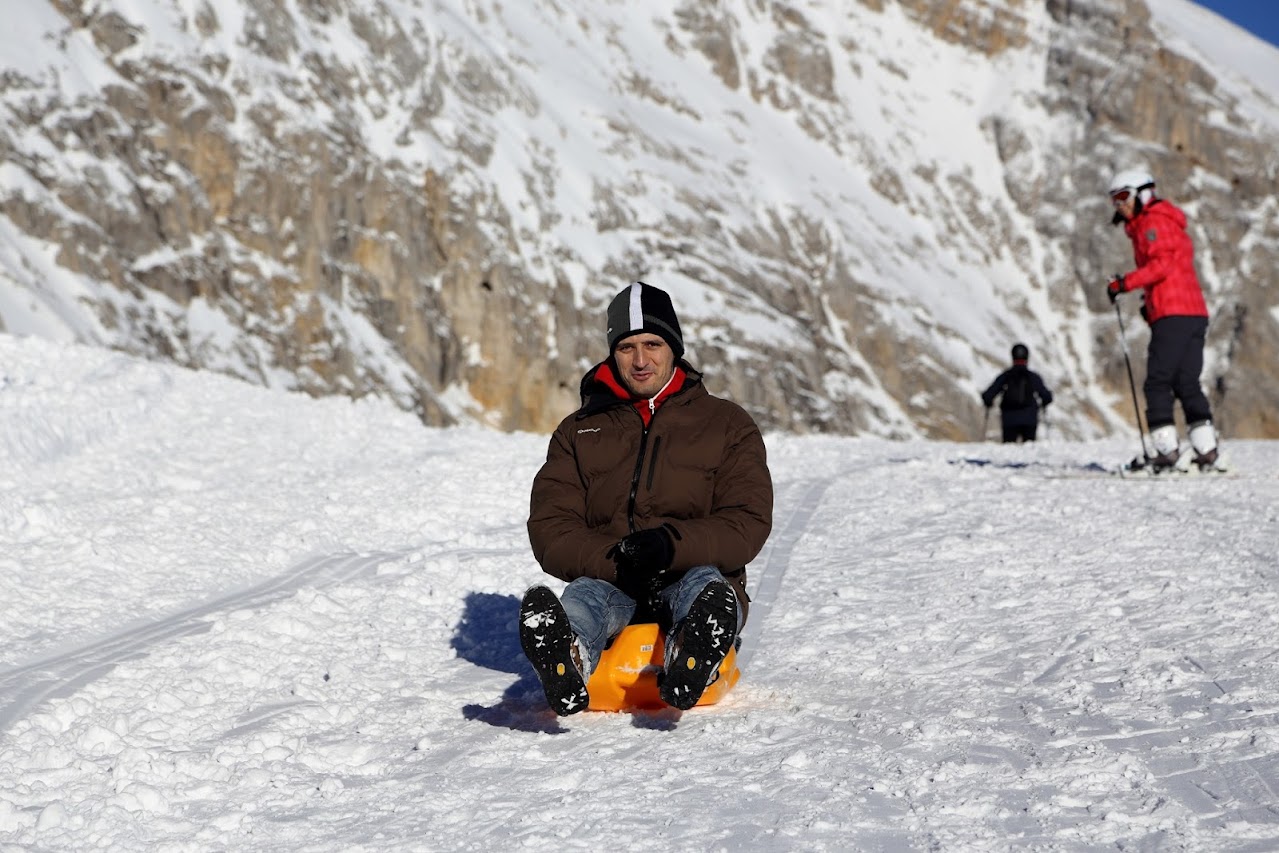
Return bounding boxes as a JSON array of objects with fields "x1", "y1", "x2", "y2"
[{"x1": 1109, "y1": 189, "x2": 1133, "y2": 203}]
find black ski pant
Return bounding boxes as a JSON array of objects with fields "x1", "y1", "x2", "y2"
[
  {"x1": 1001, "y1": 422, "x2": 1038, "y2": 443},
  {"x1": 1000, "y1": 406, "x2": 1039, "y2": 443},
  {"x1": 1144, "y1": 315, "x2": 1212, "y2": 430}
]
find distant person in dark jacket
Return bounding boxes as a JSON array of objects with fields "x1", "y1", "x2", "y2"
[{"x1": 982, "y1": 343, "x2": 1053, "y2": 443}]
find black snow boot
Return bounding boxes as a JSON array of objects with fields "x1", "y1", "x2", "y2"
[
  {"x1": 659, "y1": 580, "x2": 739, "y2": 711},
  {"x1": 519, "y1": 585, "x2": 589, "y2": 716}
]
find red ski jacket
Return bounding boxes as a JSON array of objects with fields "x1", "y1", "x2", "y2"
[{"x1": 1119, "y1": 199, "x2": 1208, "y2": 323}]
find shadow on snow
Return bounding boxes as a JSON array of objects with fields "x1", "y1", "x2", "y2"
[{"x1": 452, "y1": 591, "x2": 684, "y2": 733}]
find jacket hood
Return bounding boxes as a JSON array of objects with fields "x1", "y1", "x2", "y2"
[
  {"x1": 576, "y1": 358, "x2": 701, "y2": 417},
  {"x1": 1130, "y1": 198, "x2": 1186, "y2": 231},
  {"x1": 1113, "y1": 197, "x2": 1185, "y2": 229}
]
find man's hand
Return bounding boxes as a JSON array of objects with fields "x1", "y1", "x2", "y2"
[
  {"x1": 616, "y1": 525, "x2": 677, "y2": 571},
  {"x1": 608, "y1": 524, "x2": 679, "y2": 598},
  {"x1": 1107, "y1": 275, "x2": 1126, "y2": 303}
]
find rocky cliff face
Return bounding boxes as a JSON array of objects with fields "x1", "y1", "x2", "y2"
[
  {"x1": 2, "y1": 0, "x2": 1276, "y2": 439},
  {"x1": 1040, "y1": 0, "x2": 1279, "y2": 438}
]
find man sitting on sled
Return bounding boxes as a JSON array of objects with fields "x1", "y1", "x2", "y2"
[{"x1": 520, "y1": 281, "x2": 773, "y2": 715}]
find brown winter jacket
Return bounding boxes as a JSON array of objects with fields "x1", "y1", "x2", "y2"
[{"x1": 527, "y1": 360, "x2": 773, "y2": 623}]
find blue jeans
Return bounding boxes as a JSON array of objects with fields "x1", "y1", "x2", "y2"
[{"x1": 559, "y1": 565, "x2": 741, "y2": 675}]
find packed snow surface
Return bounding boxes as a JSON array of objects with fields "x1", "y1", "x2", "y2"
[{"x1": 2, "y1": 333, "x2": 1278, "y2": 851}]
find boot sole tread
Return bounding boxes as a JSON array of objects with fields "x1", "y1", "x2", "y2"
[
  {"x1": 660, "y1": 581, "x2": 738, "y2": 710},
  {"x1": 519, "y1": 586, "x2": 589, "y2": 716}
]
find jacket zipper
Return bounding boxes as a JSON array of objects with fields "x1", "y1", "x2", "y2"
[
  {"x1": 646, "y1": 435, "x2": 662, "y2": 492},
  {"x1": 626, "y1": 424, "x2": 649, "y2": 533},
  {"x1": 627, "y1": 387, "x2": 679, "y2": 532},
  {"x1": 626, "y1": 396, "x2": 665, "y2": 532}
]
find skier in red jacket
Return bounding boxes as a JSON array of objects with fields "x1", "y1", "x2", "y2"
[{"x1": 1106, "y1": 168, "x2": 1219, "y2": 471}]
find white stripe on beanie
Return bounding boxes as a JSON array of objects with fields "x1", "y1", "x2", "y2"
[{"x1": 629, "y1": 282, "x2": 644, "y2": 331}]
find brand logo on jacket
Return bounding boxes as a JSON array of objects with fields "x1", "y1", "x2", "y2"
[{"x1": 576, "y1": 428, "x2": 601, "y2": 434}]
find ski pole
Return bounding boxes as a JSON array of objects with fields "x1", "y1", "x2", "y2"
[
  {"x1": 1113, "y1": 298, "x2": 1151, "y2": 464},
  {"x1": 982, "y1": 405, "x2": 990, "y2": 442}
]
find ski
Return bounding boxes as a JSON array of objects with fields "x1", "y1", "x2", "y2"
[
  {"x1": 1119, "y1": 448, "x2": 1231, "y2": 478},
  {"x1": 945, "y1": 456, "x2": 1233, "y2": 480}
]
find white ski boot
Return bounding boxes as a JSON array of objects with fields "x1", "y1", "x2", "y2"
[{"x1": 1188, "y1": 420, "x2": 1227, "y2": 473}]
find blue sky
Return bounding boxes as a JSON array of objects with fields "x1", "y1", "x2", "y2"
[{"x1": 1198, "y1": 1, "x2": 1279, "y2": 48}]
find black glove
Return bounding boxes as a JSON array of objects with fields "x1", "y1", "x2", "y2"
[
  {"x1": 608, "y1": 524, "x2": 679, "y2": 599},
  {"x1": 1106, "y1": 275, "x2": 1125, "y2": 303},
  {"x1": 617, "y1": 525, "x2": 677, "y2": 570}
]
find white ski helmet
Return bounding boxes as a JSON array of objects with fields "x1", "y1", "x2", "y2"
[{"x1": 1108, "y1": 168, "x2": 1155, "y2": 198}]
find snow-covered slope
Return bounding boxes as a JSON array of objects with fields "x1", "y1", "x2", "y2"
[
  {"x1": 3, "y1": 0, "x2": 1278, "y2": 441},
  {"x1": 3, "y1": 332, "x2": 1278, "y2": 850}
]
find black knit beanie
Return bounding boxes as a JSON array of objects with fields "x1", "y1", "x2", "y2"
[{"x1": 605, "y1": 281, "x2": 684, "y2": 359}]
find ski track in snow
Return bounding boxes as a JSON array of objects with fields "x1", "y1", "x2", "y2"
[
  {"x1": 0, "y1": 551, "x2": 407, "y2": 732},
  {"x1": 736, "y1": 476, "x2": 834, "y2": 673},
  {"x1": 4, "y1": 448, "x2": 1279, "y2": 851},
  {"x1": 0, "y1": 471, "x2": 838, "y2": 849},
  {"x1": 4, "y1": 335, "x2": 1279, "y2": 850},
  {"x1": 0, "y1": 472, "x2": 824, "y2": 774}
]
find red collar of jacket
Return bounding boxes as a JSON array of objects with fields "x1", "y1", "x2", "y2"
[
  {"x1": 593, "y1": 362, "x2": 688, "y2": 426},
  {"x1": 1123, "y1": 198, "x2": 1185, "y2": 237}
]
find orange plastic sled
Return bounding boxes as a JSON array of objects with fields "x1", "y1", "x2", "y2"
[{"x1": 585, "y1": 622, "x2": 740, "y2": 712}]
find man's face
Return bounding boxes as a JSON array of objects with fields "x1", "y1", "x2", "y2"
[
  {"x1": 1111, "y1": 190, "x2": 1137, "y2": 221},
  {"x1": 613, "y1": 332, "x2": 676, "y2": 398}
]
